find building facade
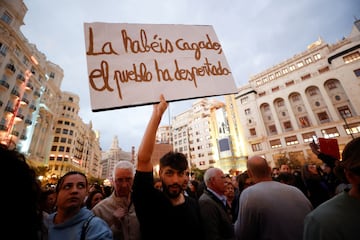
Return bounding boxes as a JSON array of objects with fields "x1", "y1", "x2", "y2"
[
  {"x1": 228, "y1": 20, "x2": 360, "y2": 167},
  {"x1": 1, "y1": 0, "x2": 102, "y2": 180}
]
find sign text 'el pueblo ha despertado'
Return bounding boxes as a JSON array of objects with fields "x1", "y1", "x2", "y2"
[{"x1": 84, "y1": 23, "x2": 237, "y2": 112}]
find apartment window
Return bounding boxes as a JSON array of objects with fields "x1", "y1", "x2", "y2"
[
  {"x1": 275, "y1": 71, "x2": 281, "y2": 78},
  {"x1": 344, "y1": 122, "x2": 360, "y2": 135},
  {"x1": 314, "y1": 53, "x2": 321, "y2": 60},
  {"x1": 291, "y1": 94, "x2": 300, "y2": 102},
  {"x1": 244, "y1": 108, "x2": 251, "y2": 115},
  {"x1": 299, "y1": 116, "x2": 310, "y2": 128},
  {"x1": 60, "y1": 137, "x2": 66, "y2": 143},
  {"x1": 49, "y1": 72, "x2": 55, "y2": 78},
  {"x1": 302, "y1": 131, "x2": 317, "y2": 143},
  {"x1": 285, "y1": 80, "x2": 295, "y2": 87},
  {"x1": 269, "y1": 74, "x2": 275, "y2": 81},
  {"x1": 318, "y1": 111, "x2": 330, "y2": 123},
  {"x1": 251, "y1": 143, "x2": 262, "y2": 152},
  {"x1": 240, "y1": 97, "x2": 248, "y2": 104},
  {"x1": 301, "y1": 74, "x2": 311, "y2": 80},
  {"x1": 51, "y1": 146, "x2": 57, "y2": 151},
  {"x1": 14, "y1": 45, "x2": 21, "y2": 57},
  {"x1": 0, "y1": 43, "x2": 8, "y2": 56},
  {"x1": 270, "y1": 139, "x2": 282, "y2": 149},
  {"x1": 59, "y1": 146, "x2": 65, "y2": 152},
  {"x1": 23, "y1": 56, "x2": 30, "y2": 66},
  {"x1": 272, "y1": 86, "x2": 280, "y2": 92},
  {"x1": 309, "y1": 88, "x2": 317, "y2": 96},
  {"x1": 283, "y1": 121, "x2": 293, "y2": 131},
  {"x1": 321, "y1": 127, "x2": 339, "y2": 138},
  {"x1": 54, "y1": 137, "x2": 59, "y2": 142},
  {"x1": 55, "y1": 128, "x2": 61, "y2": 133},
  {"x1": 304, "y1": 57, "x2": 313, "y2": 64},
  {"x1": 343, "y1": 51, "x2": 360, "y2": 63},
  {"x1": 327, "y1": 81, "x2": 337, "y2": 90},
  {"x1": 285, "y1": 135, "x2": 299, "y2": 145},
  {"x1": 354, "y1": 68, "x2": 360, "y2": 77},
  {"x1": 268, "y1": 125, "x2": 277, "y2": 134},
  {"x1": 338, "y1": 106, "x2": 352, "y2": 118},
  {"x1": 256, "y1": 80, "x2": 262, "y2": 86},
  {"x1": 249, "y1": 128, "x2": 256, "y2": 136},
  {"x1": 1, "y1": 11, "x2": 13, "y2": 24},
  {"x1": 296, "y1": 61, "x2": 304, "y2": 68},
  {"x1": 258, "y1": 91, "x2": 266, "y2": 97},
  {"x1": 318, "y1": 66, "x2": 330, "y2": 74},
  {"x1": 262, "y1": 77, "x2": 268, "y2": 83},
  {"x1": 289, "y1": 65, "x2": 296, "y2": 71},
  {"x1": 282, "y1": 68, "x2": 289, "y2": 74}
]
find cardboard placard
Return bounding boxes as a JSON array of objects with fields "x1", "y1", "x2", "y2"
[
  {"x1": 84, "y1": 23, "x2": 238, "y2": 112},
  {"x1": 318, "y1": 137, "x2": 340, "y2": 160}
]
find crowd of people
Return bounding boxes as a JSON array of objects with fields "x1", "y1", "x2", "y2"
[{"x1": 3, "y1": 95, "x2": 359, "y2": 240}]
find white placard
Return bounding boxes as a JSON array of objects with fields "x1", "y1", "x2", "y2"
[{"x1": 84, "y1": 23, "x2": 238, "y2": 112}]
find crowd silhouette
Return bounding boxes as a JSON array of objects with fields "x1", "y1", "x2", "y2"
[{"x1": 3, "y1": 96, "x2": 359, "y2": 240}]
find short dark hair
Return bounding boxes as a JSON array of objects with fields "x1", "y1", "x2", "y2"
[{"x1": 160, "y1": 151, "x2": 188, "y2": 171}]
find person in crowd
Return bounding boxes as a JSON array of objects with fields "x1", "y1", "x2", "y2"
[
  {"x1": 153, "y1": 177, "x2": 163, "y2": 190},
  {"x1": 309, "y1": 141, "x2": 344, "y2": 196},
  {"x1": 92, "y1": 161, "x2": 141, "y2": 240},
  {"x1": 1, "y1": 143, "x2": 44, "y2": 240},
  {"x1": 277, "y1": 164, "x2": 308, "y2": 195},
  {"x1": 232, "y1": 171, "x2": 253, "y2": 222},
  {"x1": 47, "y1": 171, "x2": 112, "y2": 240},
  {"x1": 85, "y1": 189, "x2": 104, "y2": 210},
  {"x1": 303, "y1": 137, "x2": 360, "y2": 240},
  {"x1": 103, "y1": 185, "x2": 113, "y2": 198},
  {"x1": 271, "y1": 167, "x2": 280, "y2": 180},
  {"x1": 301, "y1": 163, "x2": 332, "y2": 208},
  {"x1": 187, "y1": 179, "x2": 201, "y2": 200},
  {"x1": 234, "y1": 155, "x2": 312, "y2": 240},
  {"x1": 198, "y1": 167, "x2": 235, "y2": 240},
  {"x1": 132, "y1": 94, "x2": 204, "y2": 240},
  {"x1": 224, "y1": 182, "x2": 235, "y2": 213},
  {"x1": 40, "y1": 188, "x2": 57, "y2": 217}
]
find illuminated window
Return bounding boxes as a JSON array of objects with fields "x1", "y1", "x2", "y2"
[
  {"x1": 270, "y1": 139, "x2": 282, "y2": 149},
  {"x1": 343, "y1": 51, "x2": 360, "y2": 63},
  {"x1": 249, "y1": 128, "x2": 256, "y2": 136},
  {"x1": 297, "y1": 61, "x2": 304, "y2": 68},
  {"x1": 289, "y1": 65, "x2": 296, "y2": 71},
  {"x1": 321, "y1": 127, "x2": 339, "y2": 138},
  {"x1": 304, "y1": 57, "x2": 313, "y2": 64},
  {"x1": 314, "y1": 53, "x2": 321, "y2": 60},
  {"x1": 285, "y1": 135, "x2": 299, "y2": 145}
]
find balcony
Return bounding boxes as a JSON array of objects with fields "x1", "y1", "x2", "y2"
[
  {"x1": 11, "y1": 89, "x2": 20, "y2": 97},
  {"x1": 16, "y1": 113, "x2": 24, "y2": 120},
  {"x1": 21, "y1": 97, "x2": 29, "y2": 105},
  {"x1": 25, "y1": 119, "x2": 32, "y2": 125},
  {"x1": 16, "y1": 74, "x2": 25, "y2": 82},
  {"x1": 5, "y1": 106, "x2": 14, "y2": 113},
  {"x1": 34, "y1": 90, "x2": 41, "y2": 97},
  {"x1": 29, "y1": 104, "x2": 36, "y2": 111},
  {"x1": 0, "y1": 80, "x2": 10, "y2": 90},
  {"x1": 11, "y1": 130, "x2": 20, "y2": 137},
  {"x1": 5, "y1": 63, "x2": 16, "y2": 74},
  {"x1": 26, "y1": 82, "x2": 34, "y2": 91},
  {"x1": 0, "y1": 124, "x2": 8, "y2": 131}
]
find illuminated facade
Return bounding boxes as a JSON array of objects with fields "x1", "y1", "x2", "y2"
[{"x1": 229, "y1": 20, "x2": 360, "y2": 166}]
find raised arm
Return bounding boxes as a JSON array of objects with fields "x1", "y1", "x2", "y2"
[{"x1": 137, "y1": 94, "x2": 168, "y2": 172}]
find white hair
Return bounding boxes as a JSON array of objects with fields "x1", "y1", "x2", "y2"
[{"x1": 112, "y1": 160, "x2": 135, "y2": 180}]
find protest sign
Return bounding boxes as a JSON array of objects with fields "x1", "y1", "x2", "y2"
[{"x1": 84, "y1": 23, "x2": 238, "y2": 112}]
